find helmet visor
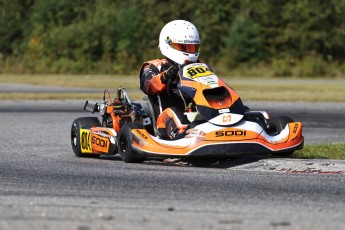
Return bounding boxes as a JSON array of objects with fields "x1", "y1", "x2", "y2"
[{"x1": 170, "y1": 43, "x2": 200, "y2": 53}]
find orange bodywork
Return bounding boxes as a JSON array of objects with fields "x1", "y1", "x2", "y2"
[
  {"x1": 89, "y1": 127, "x2": 117, "y2": 154},
  {"x1": 106, "y1": 106, "x2": 121, "y2": 133},
  {"x1": 127, "y1": 63, "x2": 304, "y2": 157},
  {"x1": 180, "y1": 76, "x2": 240, "y2": 110},
  {"x1": 128, "y1": 121, "x2": 303, "y2": 156}
]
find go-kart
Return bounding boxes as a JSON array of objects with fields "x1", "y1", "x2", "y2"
[{"x1": 71, "y1": 62, "x2": 304, "y2": 163}]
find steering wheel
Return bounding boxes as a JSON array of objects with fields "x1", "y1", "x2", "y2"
[
  {"x1": 166, "y1": 77, "x2": 175, "y2": 99},
  {"x1": 165, "y1": 71, "x2": 181, "y2": 99}
]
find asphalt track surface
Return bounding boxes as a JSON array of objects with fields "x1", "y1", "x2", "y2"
[{"x1": 1, "y1": 99, "x2": 345, "y2": 230}]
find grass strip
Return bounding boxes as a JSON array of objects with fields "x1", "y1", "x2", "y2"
[
  {"x1": 0, "y1": 74, "x2": 138, "y2": 89},
  {"x1": 1, "y1": 74, "x2": 345, "y2": 102},
  {"x1": 0, "y1": 92, "x2": 146, "y2": 100},
  {"x1": 294, "y1": 143, "x2": 345, "y2": 160}
]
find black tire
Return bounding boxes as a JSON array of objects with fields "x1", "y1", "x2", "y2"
[
  {"x1": 71, "y1": 117, "x2": 101, "y2": 157},
  {"x1": 118, "y1": 123, "x2": 145, "y2": 163},
  {"x1": 267, "y1": 116, "x2": 295, "y2": 157},
  {"x1": 267, "y1": 116, "x2": 294, "y2": 135}
]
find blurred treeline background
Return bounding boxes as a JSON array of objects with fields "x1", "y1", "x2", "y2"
[{"x1": 0, "y1": 0, "x2": 344, "y2": 77}]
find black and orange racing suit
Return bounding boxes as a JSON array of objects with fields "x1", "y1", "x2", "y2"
[{"x1": 139, "y1": 58, "x2": 190, "y2": 139}]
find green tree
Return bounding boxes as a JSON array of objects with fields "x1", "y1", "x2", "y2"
[
  {"x1": 0, "y1": 0, "x2": 33, "y2": 55},
  {"x1": 224, "y1": 16, "x2": 262, "y2": 63},
  {"x1": 1, "y1": 0, "x2": 345, "y2": 75}
]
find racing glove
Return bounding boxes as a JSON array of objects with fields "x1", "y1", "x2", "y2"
[{"x1": 161, "y1": 65, "x2": 179, "y2": 84}]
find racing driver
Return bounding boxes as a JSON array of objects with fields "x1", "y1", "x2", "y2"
[{"x1": 139, "y1": 20, "x2": 202, "y2": 140}]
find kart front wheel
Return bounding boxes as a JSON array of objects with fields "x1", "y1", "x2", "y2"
[
  {"x1": 267, "y1": 116, "x2": 295, "y2": 157},
  {"x1": 118, "y1": 124, "x2": 145, "y2": 163},
  {"x1": 71, "y1": 117, "x2": 101, "y2": 157}
]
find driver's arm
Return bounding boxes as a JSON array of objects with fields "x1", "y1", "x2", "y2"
[{"x1": 139, "y1": 63, "x2": 166, "y2": 95}]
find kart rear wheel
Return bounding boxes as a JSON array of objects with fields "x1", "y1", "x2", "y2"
[
  {"x1": 71, "y1": 117, "x2": 101, "y2": 157},
  {"x1": 118, "y1": 123, "x2": 145, "y2": 163},
  {"x1": 268, "y1": 116, "x2": 295, "y2": 157}
]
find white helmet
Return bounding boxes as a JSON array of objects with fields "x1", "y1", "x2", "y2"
[{"x1": 159, "y1": 20, "x2": 201, "y2": 65}]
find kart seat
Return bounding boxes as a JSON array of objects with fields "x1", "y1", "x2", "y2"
[{"x1": 143, "y1": 95, "x2": 161, "y2": 137}]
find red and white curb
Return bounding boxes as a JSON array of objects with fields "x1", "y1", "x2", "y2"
[{"x1": 232, "y1": 158, "x2": 345, "y2": 174}]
